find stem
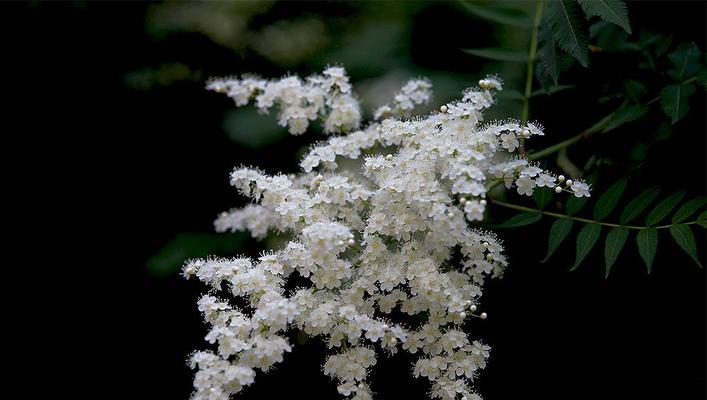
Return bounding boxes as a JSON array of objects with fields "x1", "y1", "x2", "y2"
[
  {"x1": 527, "y1": 75, "x2": 701, "y2": 161},
  {"x1": 519, "y1": 0, "x2": 544, "y2": 154},
  {"x1": 489, "y1": 198, "x2": 701, "y2": 230},
  {"x1": 527, "y1": 113, "x2": 613, "y2": 160}
]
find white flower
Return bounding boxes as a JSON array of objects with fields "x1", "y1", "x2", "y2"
[
  {"x1": 188, "y1": 67, "x2": 587, "y2": 400},
  {"x1": 571, "y1": 181, "x2": 591, "y2": 197}
]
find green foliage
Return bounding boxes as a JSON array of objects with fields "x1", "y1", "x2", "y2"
[
  {"x1": 537, "y1": 16, "x2": 559, "y2": 85},
  {"x1": 602, "y1": 103, "x2": 648, "y2": 132},
  {"x1": 546, "y1": 0, "x2": 589, "y2": 67},
  {"x1": 672, "y1": 197, "x2": 707, "y2": 223},
  {"x1": 645, "y1": 191, "x2": 685, "y2": 226},
  {"x1": 462, "y1": 47, "x2": 528, "y2": 63},
  {"x1": 146, "y1": 232, "x2": 247, "y2": 276},
  {"x1": 495, "y1": 211, "x2": 542, "y2": 228},
  {"x1": 593, "y1": 178, "x2": 627, "y2": 220},
  {"x1": 577, "y1": 0, "x2": 631, "y2": 34},
  {"x1": 534, "y1": 187, "x2": 553, "y2": 209},
  {"x1": 462, "y1": 1, "x2": 533, "y2": 28},
  {"x1": 501, "y1": 181, "x2": 705, "y2": 276},
  {"x1": 667, "y1": 42, "x2": 703, "y2": 81},
  {"x1": 660, "y1": 84, "x2": 697, "y2": 124},
  {"x1": 670, "y1": 225, "x2": 703, "y2": 268},
  {"x1": 636, "y1": 228, "x2": 658, "y2": 273},
  {"x1": 570, "y1": 223, "x2": 601, "y2": 270},
  {"x1": 619, "y1": 186, "x2": 660, "y2": 224},
  {"x1": 604, "y1": 227, "x2": 628, "y2": 277},
  {"x1": 542, "y1": 218, "x2": 574, "y2": 262}
]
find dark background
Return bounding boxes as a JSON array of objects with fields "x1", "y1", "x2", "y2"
[{"x1": 9, "y1": 1, "x2": 705, "y2": 399}]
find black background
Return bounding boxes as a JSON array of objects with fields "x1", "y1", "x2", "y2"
[{"x1": 8, "y1": 1, "x2": 705, "y2": 399}]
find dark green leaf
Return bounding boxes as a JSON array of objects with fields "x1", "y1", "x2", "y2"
[
  {"x1": 146, "y1": 232, "x2": 248, "y2": 276},
  {"x1": 637, "y1": 228, "x2": 658, "y2": 273},
  {"x1": 577, "y1": 0, "x2": 631, "y2": 34},
  {"x1": 462, "y1": 47, "x2": 529, "y2": 63},
  {"x1": 624, "y1": 80, "x2": 647, "y2": 101},
  {"x1": 697, "y1": 210, "x2": 707, "y2": 228},
  {"x1": 645, "y1": 191, "x2": 686, "y2": 226},
  {"x1": 495, "y1": 212, "x2": 541, "y2": 228},
  {"x1": 604, "y1": 227, "x2": 629, "y2": 278},
  {"x1": 669, "y1": 225, "x2": 703, "y2": 268},
  {"x1": 547, "y1": 0, "x2": 590, "y2": 67},
  {"x1": 543, "y1": 218, "x2": 574, "y2": 262},
  {"x1": 534, "y1": 187, "x2": 553, "y2": 209},
  {"x1": 667, "y1": 42, "x2": 703, "y2": 81},
  {"x1": 697, "y1": 69, "x2": 707, "y2": 91},
  {"x1": 566, "y1": 195, "x2": 589, "y2": 215},
  {"x1": 571, "y1": 224, "x2": 602, "y2": 271},
  {"x1": 672, "y1": 197, "x2": 707, "y2": 223},
  {"x1": 593, "y1": 178, "x2": 628, "y2": 220},
  {"x1": 619, "y1": 186, "x2": 661, "y2": 224},
  {"x1": 660, "y1": 84, "x2": 697, "y2": 124},
  {"x1": 537, "y1": 16, "x2": 559, "y2": 85},
  {"x1": 603, "y1": 103, "x2": 649, "y2": 132},
  {"x1": 462, "y1": 2, "x2": 533, "y2": 28}
]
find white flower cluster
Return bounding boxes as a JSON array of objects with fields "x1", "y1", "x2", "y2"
[
  {"x1": 374, "y1": 78, "x2": 433, "y2": 120},
  {"x1": 187, "y1": 67, "x2": 590, "y2": 400},
  {"x1": 206, "y1": 66, "x2": 361, "y2": 135}
]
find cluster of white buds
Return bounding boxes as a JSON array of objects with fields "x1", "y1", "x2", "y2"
[
  {"x1": 186, "y1": 67, "x2": 589, "y2": 400},
  {"x1": 374, "y1": 78, "x2": 433, "y2": 120}
]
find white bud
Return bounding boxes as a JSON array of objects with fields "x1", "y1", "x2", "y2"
[
  {"x1": 469, "y1": 304, "x2": 477, "y2": 312},
  {"x1": 348, "y1": 233, "x2": 354, "y2": 239},
  {"x1": 459, "y1": 197, "x2": 467, "y2": 204},
  {"x1": 558, "y1": 175, "x2": 565, "y2": 182},
  {"x1": 348, "y1": 239, "x2": 355, "y2": 245},
  {"x1": 185, "y1": 267, "x2": 194, "y2": 275},
  {"x1": 382, "y1": 324, "x2": 389, "y2": 330},
  {"x1": 390, "y1": 337, "x2": 397, "y2": 345},
  {"x1": 465, "y1": 300, "x2": 472, "y2": 306},
  {"x1": 440, "y1": 105, "x2": 448, "y2": 113},
  {"x1": 460, "y1": 312, "x2": 467, "y2": 319},
  {"x1": 448, "y1": 212, "x2": 455, "y2": 218},
  {"x1": 385, "y1": 154, "x2": 393, "y2": 160},
  {"x1": 480, "y1": 199, "x2": 487, "y2": 206},
  {"x1": 555, "y1": 186, "x2": 563, "y2": 194},
  {"x1": 337, "y1": 240, "x2": 344, "y2": 246},
  {"x1": 480, "y1": 312, "x2": 488, "y2": 320},
  {"x1": 565, "y1": 179, "x2": 573, "y2": 186},
  {"x1": 523, "y1": 129, "x2": 530, "y2": 137}
]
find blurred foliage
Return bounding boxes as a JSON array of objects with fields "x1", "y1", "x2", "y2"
[
  {"x1": 142, "y1": 0, "x2": 705, "y2": 277},
  {"x1": 147, "y1": 232, "x2": 247, "y2": 277}
]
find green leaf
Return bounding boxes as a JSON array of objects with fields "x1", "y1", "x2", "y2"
[
  {"x1": 697, "y1": 210, "x2": 707, "y2": 228},
  {"x1": 494, "y1": 212, "x2": 541, "y2": 228},
  {"x1": 577, "y1": 0, "x2": 631, "y2": 34},
  {"x1": 645, "y1": 191, "x2": 686, "y2": 226},
  {"x1": 602, "y1": 103, "x2": 648, "y2": 132},
  {"x1": 636, "y1": 228, "x2": 658, "y2": 273},
  {"x1": 534, "y1": 187, "x2": 553, "y2": 209},
  {"x1": 537, "y1": 16, "x2": 559, "y2": 85},
  {"x1": 542, "y1": 218, "x2": 574, "y2": 262},
  {"x1": 624, "y1": 80, "x2": 647, "y2": 101},
  {"x1": 697, "y1": 69, "x2": 707, "y2": 91},
  {"x1": 619, "y1": 186, "x2": 661, "y2": 224},
  {"x1": 672, "y1": 197, "x2": 707, "y2": 223},
  {"x1": 146, "y1": 232, "x2": 248, "y2": 277},
  {"x1": 669, "y1": 225, "x2": 703, "y2": 268},
  {"x1": 462, "y1": 47, "x2": 528, "y2": 63},
  {"x1": 660, "y1": 84, "x2": 697, "y2": 124},
  {"x1": 604, "y1": 227, "x2": 629, "y2": 278},
  {"x1": 570, "y1": 224, "x2": 602, "y2": 271},
  {"x1": 667, "y1": 42, "x2": 703, "y2": 81},
  {"x1": 566, "y1": 194, "x2": 589, "y2": 215},
  {"x1": 462, "y1": 1, "x2": 533, "y2": 28},
  {"x1": 593, "y1": 178, "x2": 628, "y2": 220},
  {"x1": 547, "y1": 0, "x2": 590, "y2": 67}
]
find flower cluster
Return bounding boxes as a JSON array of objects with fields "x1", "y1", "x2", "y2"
[
  {"x1": 206, "y1": 66, "x2": 360, "y2": 134},
  {"x1": 187, "y1": 67, "x2": 589, "y2": 400}
]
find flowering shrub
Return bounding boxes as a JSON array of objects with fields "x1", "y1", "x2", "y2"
[{"x1": 184, "y1": 67, "x2": 590, "y2": 400}]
